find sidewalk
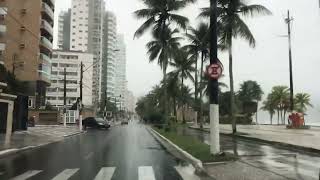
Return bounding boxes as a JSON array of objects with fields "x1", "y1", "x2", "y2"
[
  {"x1": 191, "y1": 124, "x2": 320, "y2": 152},
  {"x1": 0, "y1": 125, "x2": 82, "y2": 157}
]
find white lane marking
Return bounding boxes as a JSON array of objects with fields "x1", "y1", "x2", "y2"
[
  {"x1": 138, "y1": 166, "x2": 156, "y2": 180},
  {"x1": 94, "y1": 167, "x2": 116, "y2": 180},
  {"x1": 11, "y1": 170, "x2": 42, "y2": 180},
  {"x1": 175, "y1": 165, "x2": 200, "y2": 180},
  {"x1": 51, "y1": 169, "x2": 79, "y2": 180}
]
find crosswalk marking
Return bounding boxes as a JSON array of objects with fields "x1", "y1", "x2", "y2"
[
  {"x1": 138, "y1": 166, "x2": 156, "y2": 180},
  {"x1": 10, "y1": 170, "x2": 42, "y2": 180},
  {"x1": 51, "y1": 169, "x2": 79, "y2": 180},
  {"x1": 94, "y1": 167, "x2": 116, "y2": 180},
  {"x1": 175, "y1": 165, "x2": 200, "y2": 180}
]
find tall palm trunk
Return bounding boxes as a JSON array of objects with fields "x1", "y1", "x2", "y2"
[
  {"x1": 182, "y1": 76, "x2": 186, "y2": 124},
  {"x1": 199, "y1": 52, "x2": 205, "y2": 129},
  {"x1": 163, "y1": 66, "x2": 168, "y2": 124},
  {"x1": 228, "y1": 36, "x2": 236, "y2": 134},
  {"x1": 277, "y1": 109, "x2": 280, "y2": 125},
  {"x1": 194, "y1": 52, "x2": 199, "y2": 105},
  {"x1": 270, "y1": 113, "x2": 273, "y2": 124}
]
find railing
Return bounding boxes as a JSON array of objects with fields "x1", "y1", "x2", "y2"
[
  {"x1": 41, "y1": 2, "x2": 54, "y2": 21},
  {"x1": 40, "y1": 53, "x2": 51, "y2": 64},
  {"x1": 41, "y1": 20, "x2": 53, "y2": 35},
  {"x1": 40, "y1": 36, "x2": 53, "y2": 50}
]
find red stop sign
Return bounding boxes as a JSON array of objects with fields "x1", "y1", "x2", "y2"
[{"x1": 207, "y1": 63, "x2": 223, "y2": 79}]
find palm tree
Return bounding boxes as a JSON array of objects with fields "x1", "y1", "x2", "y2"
[
  {"x1": 134, "y1": 0, "x2": 196, "y2": 39},
  {"x1": 294, "y1": 93, "x2": 313, "y2": 117},
  {"x1": 270, "y1": 86, "x2": 290, "y2": 124},
  {"x1": 261, "y1": 94, "x2": 276, "y2": 124},
  {"x1": 145, "y1": 28, "x2": 181, "y2": 123},
  {"x1": 199, "y1": 0, "x2": 272, "y2": 133},
  {"x1": 238, "y1": 80, "x2": 264, "y2": 124},
  {"x1": 184, "y1": 22, "x2": 210, "y2": 107},
  {"x1": 134, "y1": 0, "x2": 195, "y2": 123},
  {"x1": 170, "y1": 50, "x2": 195, "y2": 123}
]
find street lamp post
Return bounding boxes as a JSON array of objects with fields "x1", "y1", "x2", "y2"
[
  {"x1": 209, "y1": 0, "x2": 220, "y2": 155},
  {"x1": 285, "y1": 10, "x2": 294, "y2": 112}
]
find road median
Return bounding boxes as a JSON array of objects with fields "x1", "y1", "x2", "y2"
[{"x1": 148, "y1": 126, "x2": 237, "y2": 175}]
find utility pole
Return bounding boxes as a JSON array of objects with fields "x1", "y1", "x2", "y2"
[
  {"x1": 104, "y1": 90, "x2": 107, "y2": 120},
  {"x1": 63, "y1": 68, "x2": 67, "y2": 127},
  {"x1": 285, "y1": 10, "x2": 294, "y2": 112},
  {"x1": 79, "y1": 62, "x2": 83, "y2": 131},
  {"x1": 209, "y1": 0, "x2": 220, "y2": 154}
]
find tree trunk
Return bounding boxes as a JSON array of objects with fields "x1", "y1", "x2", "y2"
[
  {"x1": 173, "y1": 97, "x2": 177, "y2": 119},
  {"x1": 229, "y1": 38, "x2": 236, "y2": 134},
  {"x1": 163, "y1": 66, "x2": 168, "y2": 124},
  {"x1": 270, "y1": 113, "x2": 273, "y2": 125},
  {"x1": 194, "y1": 52, "x2": 199, "y2": 106},
  {"x1": 199, "y1": 52, "x2": 205, "y2": 129},
  {"x1": 277, "y1": 110, "x2": 280, "y2": 125},
  {"x1": 256, "y1": 101, "x2": 258, "y2": 124},
  {"x1": 182, "y1": 76, "x2": 186, "y2": 124}
]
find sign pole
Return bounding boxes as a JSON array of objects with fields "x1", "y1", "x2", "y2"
[{"x1": 209, "y1": 0, "x2": 220, "y2": 155}]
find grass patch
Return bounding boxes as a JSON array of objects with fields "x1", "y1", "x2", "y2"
[{"x1": 153, "y1": 126, "x2": 238, "y2": 162}]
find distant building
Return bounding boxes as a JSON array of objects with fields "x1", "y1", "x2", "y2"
[
  {"x1": 70, "y1": 0, "x2": 105, "y2": 107},
  {"x1": 124, "y1": 90, "x2": 136, "y2": 113},
  {"x1": 115, "y1": 34, "x2": 127, "y2": 104},
  {"x1": 102, "y1": 11, "x2": 117, "y2": 100},
  {"x1": 57, "y1": 10, "x2": 71, "y2": 50},
  {"x1": 0, "y1": 0, "x2": 55, "y2": 108},
  {"x1": 46, "y1": 50, "x2": 93, "y2": 109}
]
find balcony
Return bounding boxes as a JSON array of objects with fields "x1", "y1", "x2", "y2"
[
  {"x1": 40, "y1": 36, "x2": 52, "y2": 52},
  {"x1": 40, "y1": 53, "x2": 51, "y2": 64},
  {"x1": 38, "y1": 71, "x2": 51, "y2": 84},
  {"x1": 0, "y1": 25, "x2": 6, "y2": 35},
  {"x1": 0, "y1": 43, "x2": 5, "y2": 51},
  {"x1": 41, "y1": 2, "x2": 54, "y2": 22},
  {"x1": 40, "y1": 20, "x2": 53, "y2": 37}
]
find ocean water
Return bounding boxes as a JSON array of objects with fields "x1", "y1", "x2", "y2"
[{"x1": 257, "y1": 107, "x2": 320, "y2": 126}]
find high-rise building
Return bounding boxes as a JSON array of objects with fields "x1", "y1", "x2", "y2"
[
  {"x1": 70, "y1": 0, "x2": 105, "y2": 107},
  {"x1": 57, "y1": 9, "x2": 71, "y2": 50},
  {"x1": 115, "y1": 34, "x2": 126, "y2": 104},
  {"x1": 102, "y1": 11, "x2": 117, "y2": 100},
  {"x1": 0, "y1": 0, "x2": 55, "y2": 108},
  {"x1": 47, "y1": 50, "x2": 93, "y2": 109},
  {"x1": 124, "y1": 90, "x2": 136, "y2": 113}
]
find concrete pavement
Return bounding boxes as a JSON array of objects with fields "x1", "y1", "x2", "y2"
[
  {"x1": 180, "y1": 126, "x2": 320, "y2": 180},
  {"x1": 0, "y1": 121, "x2": 208, "y2": 180},
  {"x1": 191, "y1": 124, "x2": 320, "y2": 152}
]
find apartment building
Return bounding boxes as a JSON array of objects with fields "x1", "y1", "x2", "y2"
[
  {"x1": 114, "y1": 34, "x2": 126, "y2": 100},
  {"x1": 70, "y1": 0, "x2": 105, "y2": 107},
  {"x1": 47, "y1": 50, "x2": 93, "y2": 108},
  {"x1": 0, "y1": 0, "x2": 55, "y2": 108},
  {"x1": 57, "y1": 9, "x2": 71, "y2": 50},
  {"x1": 101, "y1": 11, "x2": 117, "y2": 101}
]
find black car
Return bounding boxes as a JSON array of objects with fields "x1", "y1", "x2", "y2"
[{"x1": 83, "y1": 117, "x2": 111, "y2": 130}]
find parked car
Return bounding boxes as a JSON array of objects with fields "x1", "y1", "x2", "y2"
[
  {"x1": 121, "y1": 120, "x2": 129, "y2": 125},
  {"x1": 83, "y1": 117, "x2": 110, "y2": 130}
]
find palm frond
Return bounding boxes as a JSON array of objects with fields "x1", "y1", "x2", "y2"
[
  {"x1": 134, "y1": 17, "x2": 155, "y2": 39},
  {"x1": 233, "y1": 15, "x2": 256, "y2": 47},
  {"x1": 239, "y1": 4, "x2": 272, "y2": 17}
]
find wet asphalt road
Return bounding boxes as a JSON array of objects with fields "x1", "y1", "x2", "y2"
[
  {"x1": 178, "y1": 127, "x2": 320, "y2": 180},
  {"x1": 0, "y1": 121, "x2": 206, "y2": 180}
]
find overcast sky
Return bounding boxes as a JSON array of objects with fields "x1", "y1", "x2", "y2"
[{"x1": 54, "y1": 0, "x2": 320, "y2": 123}]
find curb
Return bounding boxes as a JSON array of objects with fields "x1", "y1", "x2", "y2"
[
  {"x1": 147, "y1": 127, "x2": 206, "y2": 174},
  {"x1": 189, "y1": 126, "x2": 320, "y2": 154}
]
